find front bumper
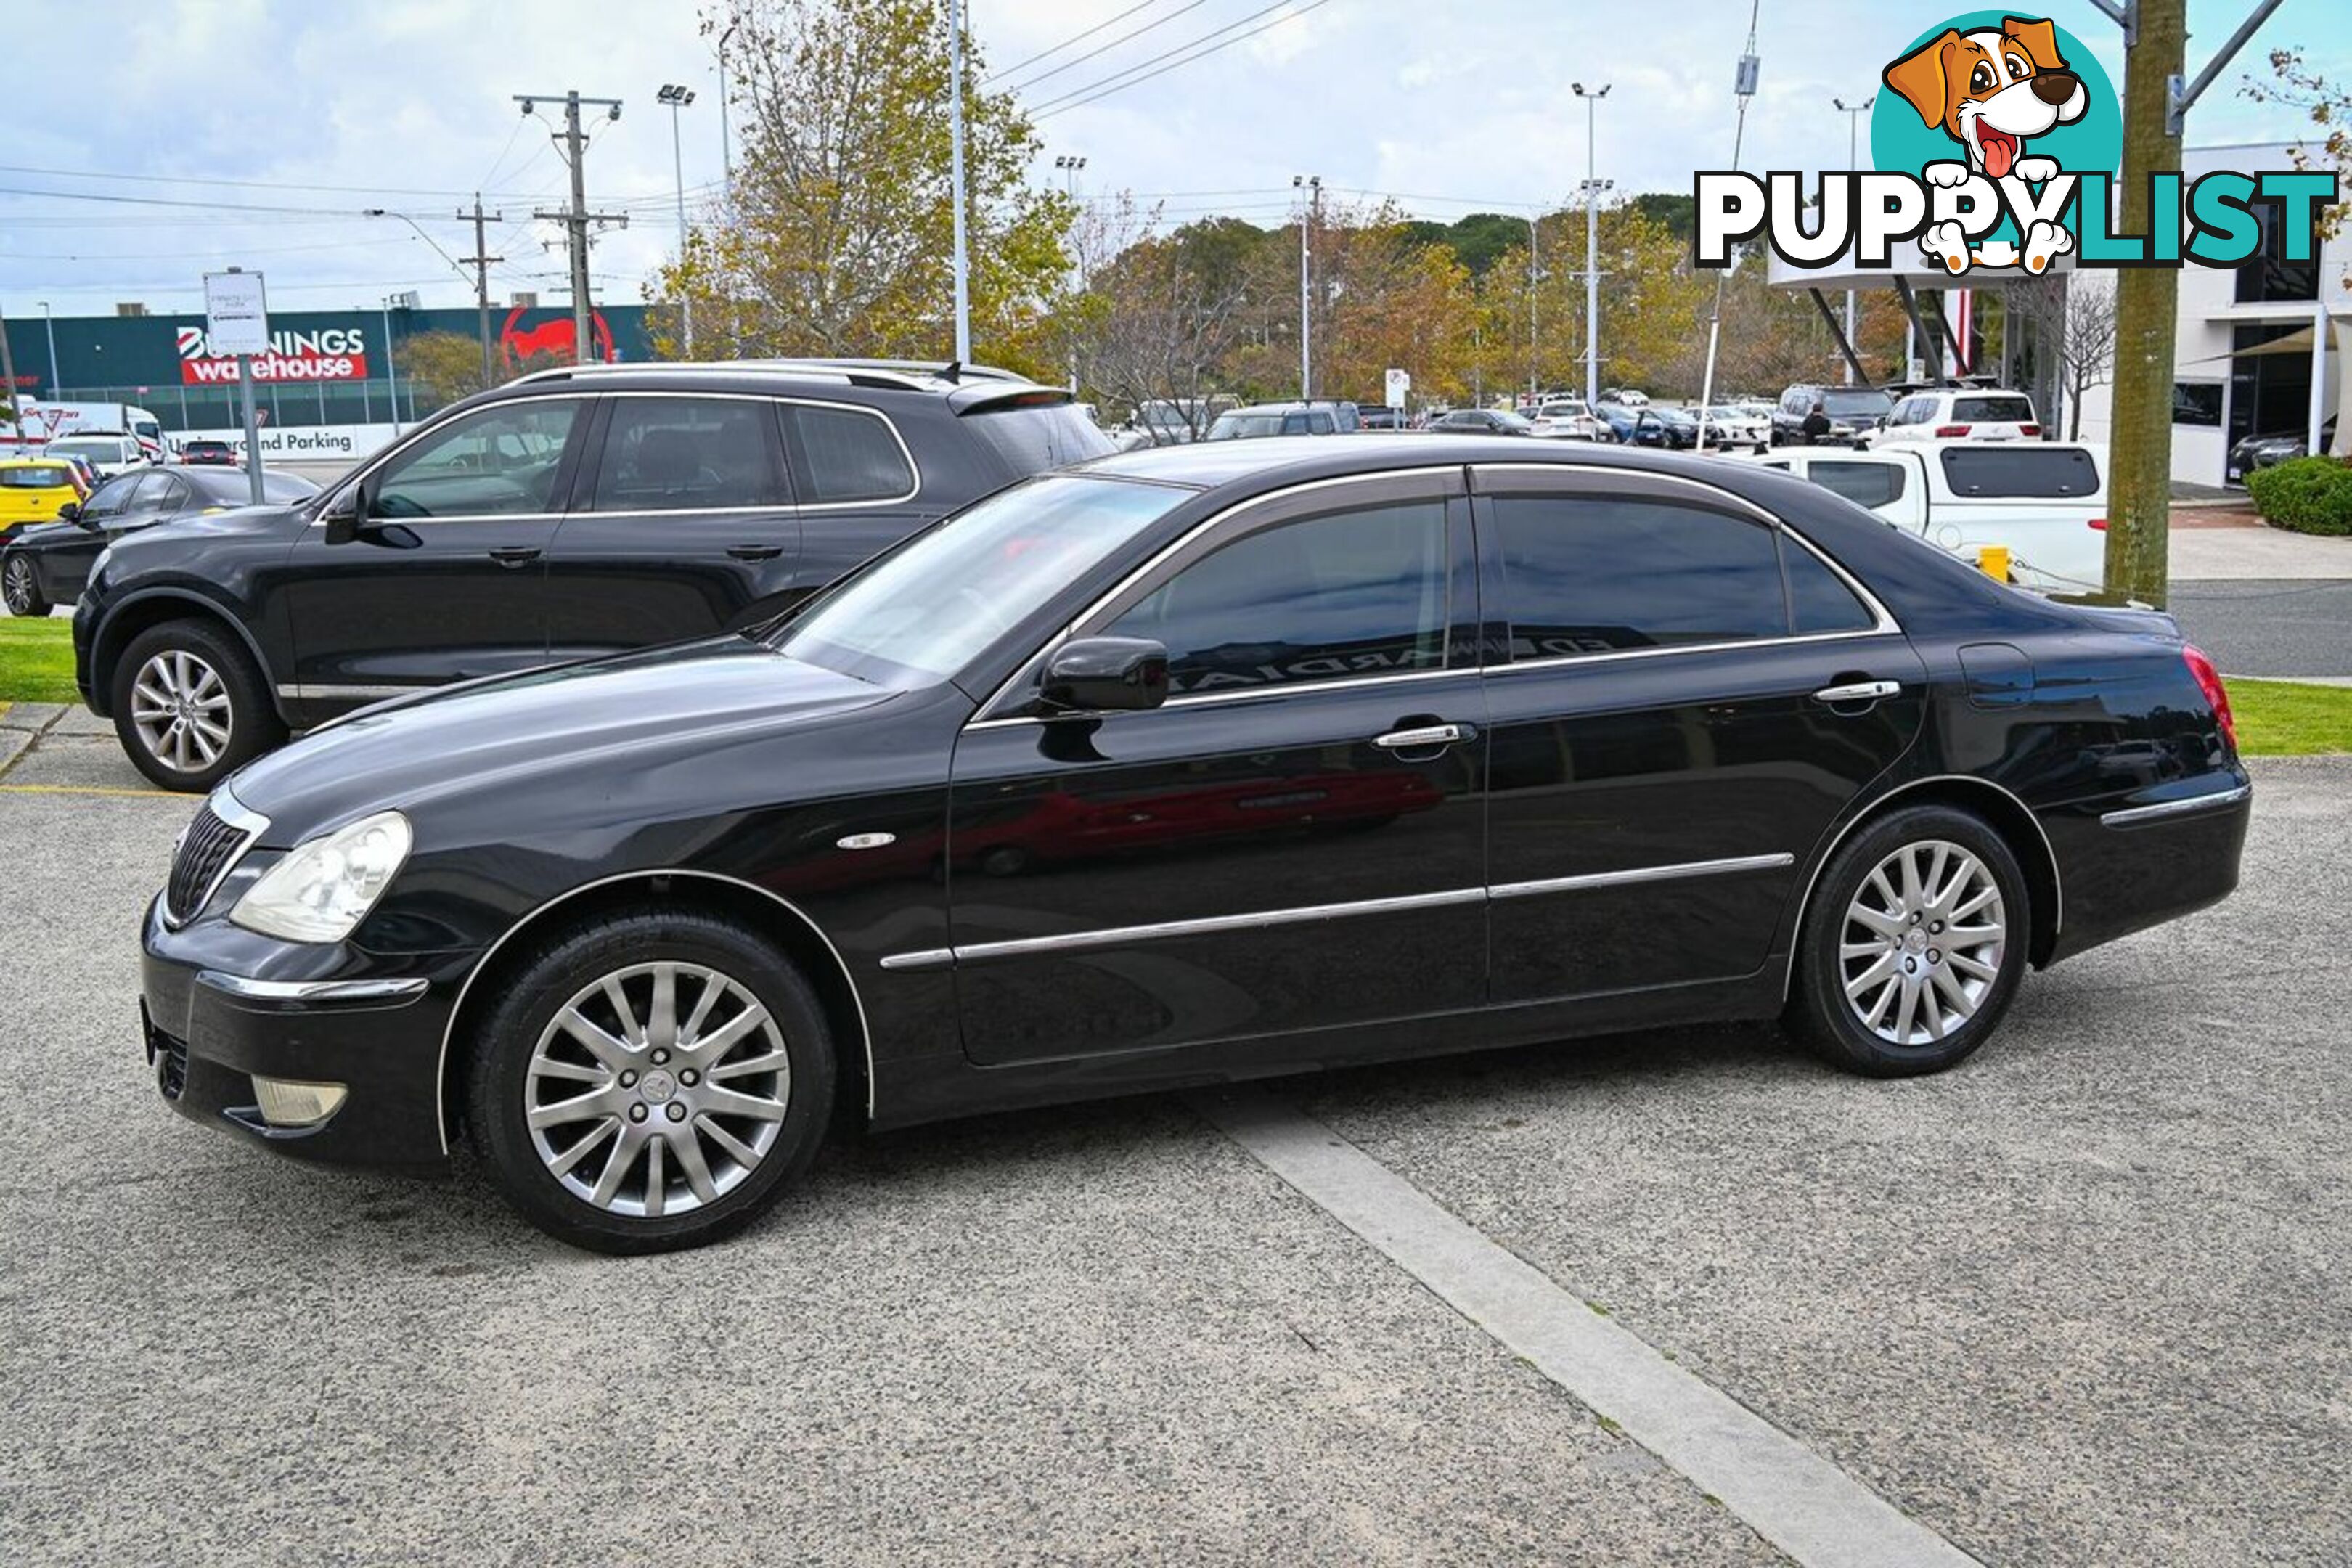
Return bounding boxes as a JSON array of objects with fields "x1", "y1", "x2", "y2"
[{"x1": 141, "y1": 894, "x2": 473, "y2": 1169}]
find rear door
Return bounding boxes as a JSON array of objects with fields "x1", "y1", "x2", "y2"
[{"x1": 541, "y1": 393, "x2": 801, "y2": 660}]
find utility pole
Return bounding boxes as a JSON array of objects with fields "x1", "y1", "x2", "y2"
[
  {"x1": 1292, "y1": 174, "x2": 1320, "y2": 401},
  {"x1": 459, "y1": 195, "x2": 505, "y2": 388},
  {"x1": 0, "y1": 300, "x2": 20, "y2": 443},
  {"x1": 948, "y1": 0, "x2": 972, "y2": 364},
  {"x1": 1833, "y1": 96, "x2": 1875, "y2": 385},
  {"x1": 1572, "y1": 83, "x2": 1610, "y2": 407},
  {"x1": 517, "y1": 90, "x2": 628, "y2": 366}
]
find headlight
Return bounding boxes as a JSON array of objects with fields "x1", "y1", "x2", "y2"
[
  {"x1": 231, "y1": 810, "x2": 412, "y2": 943},
  {"x1": 86, "y1": 544, "x2": 115, "y2": 589}
]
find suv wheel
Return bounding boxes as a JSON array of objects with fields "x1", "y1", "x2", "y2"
[
  {"x1": 3, "y1": 554, "x2": 46, "y2": 617},
  {"x1": 1784, "y1": 804, "x2": 2028, "y2": 1077},
  {"x1": 110, "y1": 619, "x2": 283, "y2": 792}
]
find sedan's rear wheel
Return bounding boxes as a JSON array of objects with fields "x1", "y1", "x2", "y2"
[
  {"x1": 1786, "y1": 804, "x2": 2028, "y2": 1076},
  {"x1": 2, "y1": 554, "x2": 47, "y2": 617},
  {"x1": 467, "y1": 910, "x2": 835, "y2": 1253}
]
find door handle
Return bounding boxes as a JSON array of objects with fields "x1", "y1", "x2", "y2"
[
  {"x1": 727, "y1": 544, "x2": 785, "y2": 561},
  {"x1": 1813, "y1": 679, "x2": 1902, "y2": 705},
  {"x1": 486, "y1": 547, "x2": 542, "y2": 568},
  {"x1": 1373, "y1": 722, "x2": 1471, "y2": 751}
]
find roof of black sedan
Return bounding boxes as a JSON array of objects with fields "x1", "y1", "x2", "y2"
[{"x1": 1071, "y1": 432, "x2": 1755, "y2": 489}]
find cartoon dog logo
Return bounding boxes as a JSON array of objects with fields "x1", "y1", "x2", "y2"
[{"x1": 1884, "y1": 15, "x2": 2088, "y2": 274}]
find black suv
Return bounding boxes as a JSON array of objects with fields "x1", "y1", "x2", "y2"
[{"x1": 75, "y1": 361, "x2": 1110, "y2": 789}]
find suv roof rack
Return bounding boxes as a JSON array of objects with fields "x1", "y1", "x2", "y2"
[{"x1": 509, "y1": 357, "x2": 1040, "y2": 393}]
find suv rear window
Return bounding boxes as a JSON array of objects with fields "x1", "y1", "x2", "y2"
[
  {"x1": 785, "y1": 405, "x2": 917, "y2": 504},
  {"x1": 1940, "y1": 446, "x2": 2099, "y2": 498},
  {"x1": 1952, "y1": 396, "x2": 2033, "y2": 423},
  {"x1": 961, "y1": 400, "x2": 1114, "y2": 475}
]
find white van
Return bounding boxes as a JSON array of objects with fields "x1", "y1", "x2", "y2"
[{"x1": 1757, "y1": 439, "x2": 2107, "y2": 592}]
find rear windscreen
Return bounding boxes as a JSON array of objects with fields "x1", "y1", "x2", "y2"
[
  {"x1": 0, "y1": 465, "x2": 70, "y2": 488},
  {"x1": 963, "y1": 401, "x2": 1114, "y2": 474},
  {"x1": 1940, "y1": 446, "x2": 2100, "y2": 497},
  {"x1": 1952, "y1": 396, "x2": 2033, "y2": 423}
]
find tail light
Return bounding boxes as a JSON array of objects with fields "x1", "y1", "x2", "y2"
[
  {"x1": 2183, "y1": 644, "x2": 2237, "y2": 750},
  {"x1": 2020, "y1": 423, "x2": 2041, "y2": 436},
  {"x1": 2088, "y1": 518, "x2": 2107, "y2": 530},
  {"x1": 1936, "y1": 424, "x2": 1972, "y2": 437}
]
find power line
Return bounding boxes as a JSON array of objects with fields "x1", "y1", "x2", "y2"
[
  {"x1": 0, "y1": 162, "x2": 551, "y2": 201},
  {"x1": 986, "y1": 0, "x2": 1167, "y2": 83},
  {"x1": 1032, "y1": 0, "x2": 1331, "y2": 119},
  {"x1": 992, "y1": 0, "x2": 1213, "y2": 93}
]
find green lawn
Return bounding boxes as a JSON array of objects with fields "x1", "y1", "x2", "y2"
[
  {"x1": 0, "y1": 618, "x2": 77, "y2": 706},
  {"x1": 0, "y1": 614, "x2": 2345, "y2": 756}
]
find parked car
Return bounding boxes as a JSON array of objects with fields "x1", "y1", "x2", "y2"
[
  {"x1": 0, "y1": 456, "x2": 92, "y2": 544},
  {"x1": 1757, "y1": 439, "x2": 2107, "y2": 592},
  {"x1": 1601, "y1": 386, "x2": 1651, "y2": 407},
  {"x1": 2228, "y1": 417, "x2": 2337, "y2": 483},
  {"x1": 136, "y1": 433, "x2": 2250, "y2": 1251},
  {"x1": 73, "y1": 360, "x2": 1112, "y2": 790},
  {"x1": 1428, "y1": 407, "x2": 1535, "y2": 436},
  {"x1": 1697, "y1": 405, "x2": 1771, "y2": 452},
  {"x1": 1529, "y1": 399, "x2": 1606, "y2": 441},
  {"x1": 4, "y1": 465, "x2": 320, "y2": 618},
  {"x1": 44, "y1": 432, "x2": 154, "y2": 479},
  {"x1": 1624, "y1": 407, "x2": 1701, "y2": 449},
  {"x1": 1871, "y1": 388, "x2": 2040, "y2": 447},
  {"x1": 1357, "y1": 404, "x2": 1405, "y2": 431},
  {"x1": 178, "y1": 438, "x2": 240, "y2": 466},
  {"x1": 1206, "y1": 401, "x2": 1354, "y2": 440},
  {"x1": 1773, "y1": 385, "x2": 1897, "y2": 446}
]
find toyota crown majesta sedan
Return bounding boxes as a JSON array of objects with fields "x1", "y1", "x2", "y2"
[{"x1": 141, "y1": 436, "x2": 2250, "y2": 1252}]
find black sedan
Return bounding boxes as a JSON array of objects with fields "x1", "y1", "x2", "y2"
[
  {"x1": 139, "y1": 436, "x2": 2250, "y2": 1252},
  {"x1": 3, "y1": 465, "x2": 318, "y2": 617},
  {"x1": 2227, "y1": 417, "x2": 2335, "y2": 483},
  {"x1": 1427, "y1": 407, "x2": 1535, "y2": 436}
]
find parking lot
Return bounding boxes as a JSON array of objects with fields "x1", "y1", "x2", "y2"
[{"x1": 1, "y1": 694, "x2": 2345, "y2": 1567}]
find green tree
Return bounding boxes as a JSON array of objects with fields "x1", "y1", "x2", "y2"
[
  {"x1": 655, "y1": 0, "x2": 1071, "y2": 364},
  {"x1": 394, "y1": 332, "x2": 496, "y2": 407}
]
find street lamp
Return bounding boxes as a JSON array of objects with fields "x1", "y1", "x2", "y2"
[
  {"x1": 658, "y1": 83, "x2": 698, "y2": 356},
  {"x1": 38, "y1": 301, "x2": 58, "y2": 395},
  {"x1": 1054, "y1": 153, "x2": 1087, "y2": 197},
  {"x1": 1525, "y1": 213, "x2": 1540, "y2": 406},
  {"x1": 1572, "y1": 82, "x2": 1611, "y2": 407},
  {"x1": 1293, "y1": 174, "x2": 1320, "y2": 401},
  {"x1": 1833, "y1": 95, "x2": 1876, "y2": 385},
  {"x1": 716, "y1": 23, "x2": 739, "y2": 183}
]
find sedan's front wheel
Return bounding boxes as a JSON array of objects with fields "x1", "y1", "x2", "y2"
[
  {"x1": 467, "y1": 910, "x2": 836, "y2": 1253},
  {"x1": 2, "y1": 553, "x2": 46, "y2": 617},
  {"x1": 1785, "y1": 804, "x2": 2028, "y2": 1077}
]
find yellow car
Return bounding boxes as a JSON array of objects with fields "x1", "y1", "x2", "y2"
[{"x1": 0, "y1": 457, "x2": 91, "y2": 543}]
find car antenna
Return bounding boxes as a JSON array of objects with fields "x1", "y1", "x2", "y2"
[{"x1": 942, "y1": 359, "x2": 963, "y2": 383}]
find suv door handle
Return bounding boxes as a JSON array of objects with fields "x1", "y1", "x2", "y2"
[
  {"x1": 486, "y1": 546, "x2": 542, "y2": 567},
  {"x1": 727, "y1": 544, "x2": 785, "y2": 561},
  {"x1": 1373, "y1": 722, "x2": 1471, "y2": 751},
  {"x1": 1813, "y1": 679, "x2": 1902, "y2": 705}
]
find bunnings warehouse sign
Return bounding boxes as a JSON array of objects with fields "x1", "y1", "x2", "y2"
[{"x1": 177, "y1": 324, "x2": 369, "y2": 383}]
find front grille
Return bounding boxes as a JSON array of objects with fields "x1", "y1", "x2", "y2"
[
  {"x1": 155, "y1": 1028, "x2": 189, "y2": 1101},
  {"x1": 166, "y1": 804, "x2": 251, "y2": 926}
]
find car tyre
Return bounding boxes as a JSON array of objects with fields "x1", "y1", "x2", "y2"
[
  {"x1": 467, "y1": 908, "x2": 836, "y2": 1254},
  {"x1": 1784, "y1": 804, "x2": 2028, "y2": 1077},
  {"x1": 110, "y1": 618, "x2": 283, "y2": 792},
  {"x1": 3, "y1": 552, "x2": 47, "y2": 617}
]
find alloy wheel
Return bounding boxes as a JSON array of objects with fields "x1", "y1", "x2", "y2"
[
  {"x1": 1839, "y1": 839, "x2": 2006, "y2": 1047},
  {"x1": 129, "y1": 649, "x2": 233, "y2": 775},
  {"x1": 525, "y1": 960, "x2": 791, "y2": 1218},
  {"x1": 3, "y1": 555, "x2": 41, "y2": 616}
]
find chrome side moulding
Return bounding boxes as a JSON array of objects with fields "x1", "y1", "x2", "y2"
[
  {"x1": 1490, "y1": 852, "x2": 1794, "y2": 901},
  {"x1": 198, "y1": 973, "x2": 430, "y2": 1005},
  {"x1": 2099, "y1": 782, "x2": 2251, "y2": 829}
]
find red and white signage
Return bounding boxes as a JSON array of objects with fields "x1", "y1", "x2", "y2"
[{"x1": 176, "y1": 325, "x2": 370, "y2": 385}]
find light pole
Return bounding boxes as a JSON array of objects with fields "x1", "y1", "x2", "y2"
[
  {"x1": 1056, "y1": 155, "x2": 1087, "y2": 394},
  {"x1": 1526, "y1": 213, "x2": 1540, "y2": 406},
  {"x1": 1292, "y1": 174, "x2": 1320, "y2": 401},
  {"x1": 1833, "y1": 95, "x2": 1875, "y2": 385},
  {"x1": 716, "y1": 23, "x2": 738, "y2": 184},
  {"x1": 1572, "y1": 82, "x2": 1610, "y2": 407},
  {"x1": 947, "y1": 0, "x2": 971, "y2": 364},
  {"x1": 382, "y1": 295, "x2": 403, "y2": 436},
  {"x1": 658, "y1": 83, "x2": 698, "y2": 356},
  {"x1": 38, "y1": 301, "x2": 58, "y2": 395}
]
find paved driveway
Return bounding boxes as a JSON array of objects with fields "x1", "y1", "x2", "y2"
[{"x1": 1, "y1": 709, "x2": 2345, "y2": 1567}]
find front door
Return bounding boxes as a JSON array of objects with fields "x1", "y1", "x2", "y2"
[
  {"x1": 1471, "y1": 465, "x2": 1927, "y2": 1004},
  {"x1": 278, "y1": 397, "x2": 589, "y2": 714},
  {"x1": 947, "y1": 470, "x2": 1488, "y2": 1066}
]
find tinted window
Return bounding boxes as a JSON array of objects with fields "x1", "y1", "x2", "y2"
[
  {"x1": 1307, "y1": 411, "x2": 1336, "y2": 435},
  {"x1": 0, "y1": 465, "x2": 72, "y2": 489},
  {"x1": 1785, "y1": 540, "x2": 1877, "y2": 634},
  {"x1": 128, "y1": 471, "x2": 182, "y2": 514},
  {"x1": 590, "y1": 397, "x2": 788, "y2": 513},
  {"x1": 961, "y1": 401, "x2": 1114, "y2": 474},
  {"x1": 1493, "y1": 497, "x2": 1787, "y2": 658},
  {"x1": 2173, "y1": 383, "x2": 2224, "y2": 426},
  {"x1": 1951, "y1": 396, "x2": 2033, "y2": 423},
  {"x1": 1822, "y1": 390, "x2": 1895, "y2": 420},
  {"x1": 81, "y1": 474, "x2": 142, "y2": 518},
  {"x1": 1940, "y1": 446, "x2": 2099, "y2": 498},
  {"x1": 189, "y1": 469, "x2": 319, "y2": 505},
  {"x1": 1107, "y1": 500, "x2": 1449, "y2": 695},
  {"x1": 1809, "y1": 460, "x2": 1905, "y2": 510},
  {"x1": 785, "y1": 405, "x2": 915, "y2": 504},
  {"x1": 372, "y1": 400, "x2": 580, "y2": 518}
]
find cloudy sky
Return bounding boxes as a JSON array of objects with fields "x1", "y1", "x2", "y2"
[{"x1": 4, "y1": 0, "x2": 2343, "y2": 322}]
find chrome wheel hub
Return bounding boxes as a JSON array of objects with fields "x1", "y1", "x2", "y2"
[
  {"x1": 129, "y1": 650, "x2": 232, "y2": 774},
  {"x1": 3, "y1": 557, "x2": 33, "y2": 611},
  {"x1": 526, "y1": 960, "x2": 790, "y2": 1218},
  {"x1": 1839, "y1": 839, "x2": 2006, "y2": 1047}
]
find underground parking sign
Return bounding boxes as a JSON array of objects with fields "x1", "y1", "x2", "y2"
[{"x1": 202, "y1": 271, "x2": 271, "y2": 358}]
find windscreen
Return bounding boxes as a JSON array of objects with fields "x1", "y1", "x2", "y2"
[
  {"x1": 1823, "y1": 390, "x2": 1895, "y2": 419},
  {"x1": 47, "y1": 438, "x2": 125, "y2": 457},
  {"x1": 774, "y1": 475, "x2": 1186, "y2": 686},
  {"x1": 1209, "y1": 413, "x2": 1286, "y2": 440}
]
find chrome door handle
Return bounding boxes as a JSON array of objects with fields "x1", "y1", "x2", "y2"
[
  {"x1": 1373, "y1": 723, "x2": 1469, "y2": 751},
  {"x1": 1813, "y1": 679, "x2": 1902, "y2": 704}
]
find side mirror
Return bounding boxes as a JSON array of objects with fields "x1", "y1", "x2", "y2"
[
  {"x1": 321, "y1": 481, "x2": 371, "y2": 545},
  {"x1": 57, "y1": 502, "x2": 85, "y2": 527},
  {"x1": 1040, "y1": 637, "x2": 1168, "y2": 714}
]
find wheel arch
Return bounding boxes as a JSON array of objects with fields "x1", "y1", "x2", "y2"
[
  {"x1": 435, "y1": 869, "x2": 874, "y2": 1155},
  {"x1": 91, "y1": 589, "x2": 282, "y2": 722},
  {"x1": 1780, "y1": 773, "x2": 2063, "y2": 1003}
]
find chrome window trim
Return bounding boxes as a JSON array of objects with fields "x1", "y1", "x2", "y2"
[
  {"x1": 885, "y1": 853, "x2": 1798, "y2": 972},
  {"x1": 197, "y1": 972, "x2": 429, "y2": 1005},
  {"x1": 960, "y1": 662, "x2": 1476, "y2": 732},
  {"x1": 2099, "y1": 782, "x2": 2250, "y2": 828},
  {"x1": 277, "y1": 681, "x2": 435, "y2": 703},
  {"x1": 162, "y1": 785, "x2": 269, "y2": 931},
  {"x1": 1489, "y1": 626, "x2": 1906, "y2": 679},
  {"x1": 433, "y1": 867, "x2": 877, "y2": 1154},
  {"x1": 969, "y1": 466, "x2": 1468, "y2": 724}
]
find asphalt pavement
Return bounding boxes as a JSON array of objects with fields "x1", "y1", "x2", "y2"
[
  {"x1": 1, "y1": 701, "x2": 2347, "y2": 1566},
  {"x1": 2170, "y1": 579, "x2": 2352, "y2": 680}
]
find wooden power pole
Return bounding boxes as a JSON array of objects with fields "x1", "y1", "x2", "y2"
[
  {"x1": 460, "y1": 195, "x2": 505, "y2": 391},
  {"x1": 2104, "y1": 0, "x2": 2187, "y2": 608}
]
